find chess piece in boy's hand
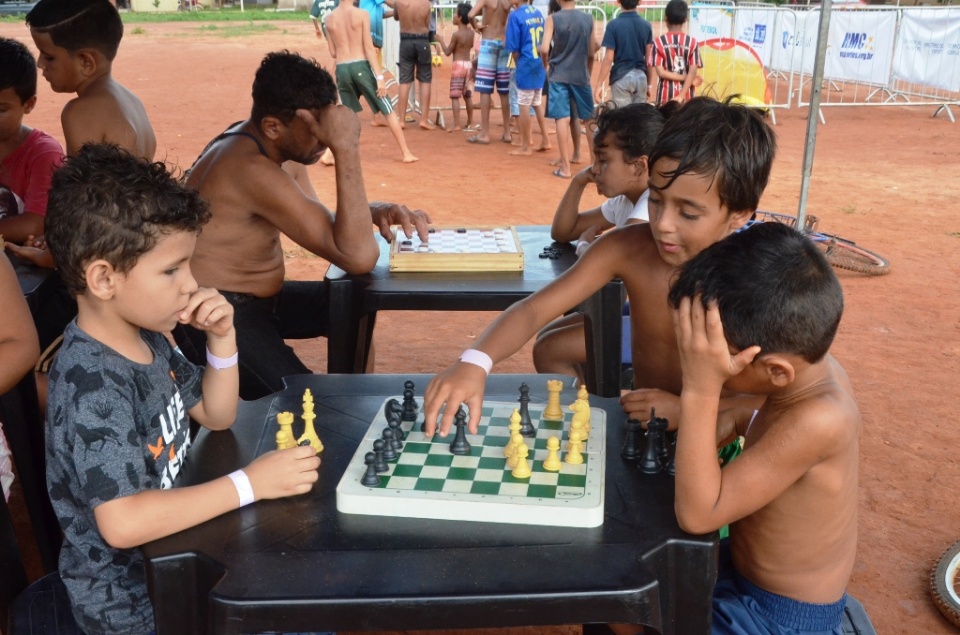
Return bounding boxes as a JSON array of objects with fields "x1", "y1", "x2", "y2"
[
  {"x1": 423, "y1": 360, "x2": 488, "y2": 437},
  {"x1": 242, "y1": 445, "x2": 321, "y2": 500}
]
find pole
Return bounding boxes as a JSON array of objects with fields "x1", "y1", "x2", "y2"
[{"x1": 796, "y1": 0, "x2": 832, "y2": 230}]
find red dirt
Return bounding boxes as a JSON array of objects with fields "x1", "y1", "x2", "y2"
[{"x1": 2, "y1": 18, "x2": 959, "y2": 635}]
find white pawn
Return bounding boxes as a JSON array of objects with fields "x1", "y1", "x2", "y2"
[
  {"x1": 506, "y1": 433, "x2": 525, "y2": 468},
  {"x1": 511, "y1": 443, "x2": 532, "y2": 479},
  {"x1": 564, "y1": 430, "x2": 584, "y2": 465},
  {"x1": 542, "y1": 436, "x2": 562, "y2": 472},
  {"x1": 505, "y1": 409, "x2": 522, "y2": 458}
]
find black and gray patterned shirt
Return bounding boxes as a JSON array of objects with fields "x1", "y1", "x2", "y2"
[{"x1": 46, "y1": 322, "x2": 203, "y2": 635}]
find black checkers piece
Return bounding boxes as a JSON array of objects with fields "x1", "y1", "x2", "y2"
[
  {"x1": 402, "y1": 240, "x2": 413, "y2": 246},
  {"x1": 456, "y1": 228, "x2": 467, "y2": 233},
  {"x1": 539, "y1": 245, "x2": 563, "y2": 260}
]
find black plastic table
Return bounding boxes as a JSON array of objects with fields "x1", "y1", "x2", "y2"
[
  {"x1": 143, "y1": 374, "x2": 716, "y2": 635},
  {"x1": 324, "y1": 226, "x2": 624, "y2": 397}
]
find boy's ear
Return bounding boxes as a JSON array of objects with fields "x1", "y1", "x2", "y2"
[
  {"x1": 75, "y1": 49, "x2": 101, "y2": 78},
  {"x1": 727, "y1": 209, "x2": 753, "y2": 231},
  {"x1": 631, "y1": 155, "x2": 649, "y2": 178},
  {"x1": 757, "y1": 354, "x2": 795, "y2": 388},
  {"x1": 84, "y1": 259, "x2": 120, "y2": 301},
  {"x1": 21, "y1": 95, "x2": 38, "y2": 115}
]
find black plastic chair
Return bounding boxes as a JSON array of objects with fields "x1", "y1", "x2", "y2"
[
  {"x1": 0, "y1": 371, "x2": 61, "y2": 573},
  {"x1": 0, "y1": 491, "x2": 79, "y2": 635}
]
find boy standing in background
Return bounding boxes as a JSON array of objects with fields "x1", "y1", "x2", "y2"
[
  {"x1": 0, "y1": 37, "x2": 63, "y2": 243},
  {"x1": 651, "y1": 0, "x2": 702, "y2": 105},
  {"x1": 505, "y1": 0, "x2": 548, "y2": 155}
]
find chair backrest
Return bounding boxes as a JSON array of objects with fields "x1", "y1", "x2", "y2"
[
  {"x1": 0, "y1": 491, "x2": 29, "y2": 630},
  {"x1": 0, "y1": 372, "x2": 62, "y2": 573}
]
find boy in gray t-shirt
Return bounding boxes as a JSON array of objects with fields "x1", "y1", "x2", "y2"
[
  {"x1": 44, "y1": 144, "x2": 322, "y2": 635},
  {"x1": 541, "y1": 0, "x2": 598, "y2": 179}
]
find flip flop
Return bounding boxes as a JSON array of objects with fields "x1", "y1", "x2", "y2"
[
  {"x1": 552, "y1": 168, "x2": 572, "y2": 179},
  {"x1": 467, "y1": 135, "x2": 490, "y2": 145}
]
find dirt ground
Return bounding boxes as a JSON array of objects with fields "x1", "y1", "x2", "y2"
[{"x1": 2, "y1": 17, "x2": 959, "y2": 635}]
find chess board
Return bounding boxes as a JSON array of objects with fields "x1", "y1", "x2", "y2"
[
  {"x1": 388, "y1": 226, "x2": 524, "y2": 272},
  {"x1": 336, "y1": 398, "x2": 606, "y2": 527}
]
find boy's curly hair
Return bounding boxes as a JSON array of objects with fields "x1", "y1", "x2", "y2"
[
  {"x1": 45, "y1": 144, "x2": 211, "y2": 297},
  {"x1": 26, "y1": 0, "x2": 123, "y2": 60},
  {"x1": 251, "y1": 51, "x2": 338, "y2": 124}
]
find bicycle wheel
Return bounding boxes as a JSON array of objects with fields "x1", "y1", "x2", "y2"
[
  {"x1": 931, "y1": 540, "x2": 960, "y2": 628},
  {"x1": 813, "y1": 234, "x2": 891, "y2": 276}
]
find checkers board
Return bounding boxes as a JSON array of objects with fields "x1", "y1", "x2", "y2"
[
  {"x1": 389, "y1": 225, "x2": 524, "y2": 272},
  {"x1": 336, "y1": 397, "x2": 606, "y2": 527}
]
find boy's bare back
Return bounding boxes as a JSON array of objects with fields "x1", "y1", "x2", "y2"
[
  {"x1": 730, "y1": 356, "x2": 859, "y2": 604},
  {"x1": 450, "y1": 27, "x2": 475, "y2": 61},
  {"x1": 472, "y1": 0, "x2": 512, "y2": 39},
  {"x1": 63, "y1": 76, "x2": 156, "y2": 160},
  {"x1": 325, "y1": 2, "x2": 372, "y2": 61},
  {"x1": 395, "y1": 0, "x2": 431, "y2": 34}
]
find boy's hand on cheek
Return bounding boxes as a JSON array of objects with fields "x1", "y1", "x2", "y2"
[
  {"x1": 179, "y1": 288, "x2": 236, "y2": 339},
  {"x1": 673, "y1": 296, "x2": 760, "y2": 395},
  {"x1": 573, "y1": 166, "x2": 595, "y2": 186}
]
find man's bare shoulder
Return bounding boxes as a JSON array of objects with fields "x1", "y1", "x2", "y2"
[{"x1": 187, "y1": 135, "x2": 286, "y2": 202}]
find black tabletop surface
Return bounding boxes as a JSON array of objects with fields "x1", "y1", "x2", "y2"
[{"x1": 143, "y1": 374, "x2": 715, "y2": 635}]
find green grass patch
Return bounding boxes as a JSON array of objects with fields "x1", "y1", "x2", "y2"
[
  {"x1": 194, "y1": 21, "x2": 280, "y2": 36},
  {"x1": 122, "y1": 5, "x2": 306, "y2": 22},
  {"x1": 947, "y1": 231, "x2": 960, "y2": 238}
]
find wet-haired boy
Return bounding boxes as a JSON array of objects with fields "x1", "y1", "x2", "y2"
[
  {"x1": 669, "y1": 221, "x2": 859, "y2": 634},
  {"x1": 44, "y1": 144, "x2": 321, "y2": 634},
  {"x1": 423, "y1": 96, "x2": 775, "y2": 436},
  {"x1": 27, "y1": 0, "x2": 156, "y2": 158}
]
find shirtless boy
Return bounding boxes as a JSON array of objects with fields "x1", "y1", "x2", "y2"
[
  {"x1": 466, "y1": 0, "x2": 513, "y2": 144},
  {"x1": 422, "y1": 96, "x2": 775, "y2": 435},
  {"x1": 27, "y1": 0, "x2": 156, "y2": 160},
  {"x1": 394, "y1": 0, "x2": 436, "y2": 130},
  {"x1": 669, "y1": 221, "x2": 859, "y2": 634},
  {"x1": 439, "y1": 2, "x2": 477, "y2": 132},
  {"x1": 324, "y1": 0, "x2": 418, "y2": 162},
  {"x1": 174, "y1": 51, "x2": 430, "y2": 401}
]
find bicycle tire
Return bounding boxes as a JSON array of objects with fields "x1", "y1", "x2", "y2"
[
  {"x1": 930, "y1": 540, "x2": 960, "y2": 628},
  {"x1": 814, "y1": 234, "x2": 891, "y2": 276}
]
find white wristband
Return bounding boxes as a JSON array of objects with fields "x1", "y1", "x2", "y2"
[
  {"x1": 459, "y1": 348, "x2": 493, "y2": 374},
  {"x1": 206, "y1": 346, "x2": 238, "y2": 370},
  {"x1": 228, "y1": 469, "x2": 255, "y2": 507},
  {"x1": 575, "y1": 240, "x2": 590, "y2": 257}
]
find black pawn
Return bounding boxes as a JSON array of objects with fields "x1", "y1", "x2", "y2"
[
  {"x1": 361, "y1": 452, "x2": 381, "y2": 487},
  {"x1": 518, "y1": 382, "x2": 535, "y2": 437},
  {"x1": 373, "y1": 439, "x2": 389, "y2": 473},
  {"x1": 403, "y1": 380, "x2": 418, "y2": 407},
  {"x1": 621, "y1": 418, "x2": 643, "y2": 461},
  {"x1": 449, "y1": 407, "x2": 472, "y2": 455},
  {"x1": 381, "y1": 429, "x2": 398, "y2": 461},
  {"x1": 401, "y1": 388, "x2": 418, "y2": 422},
  {"x1": 387, "y1": 417, "x2": 405, "y2": 449}
]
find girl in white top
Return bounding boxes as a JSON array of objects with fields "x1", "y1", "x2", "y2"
[{"x1": 535, "y1": 101, "x2": 675, "y2": 383}]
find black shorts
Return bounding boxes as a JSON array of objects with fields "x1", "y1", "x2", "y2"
[{"x1": 399, "y1": 34, "x2": 432, "y2": 84}]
